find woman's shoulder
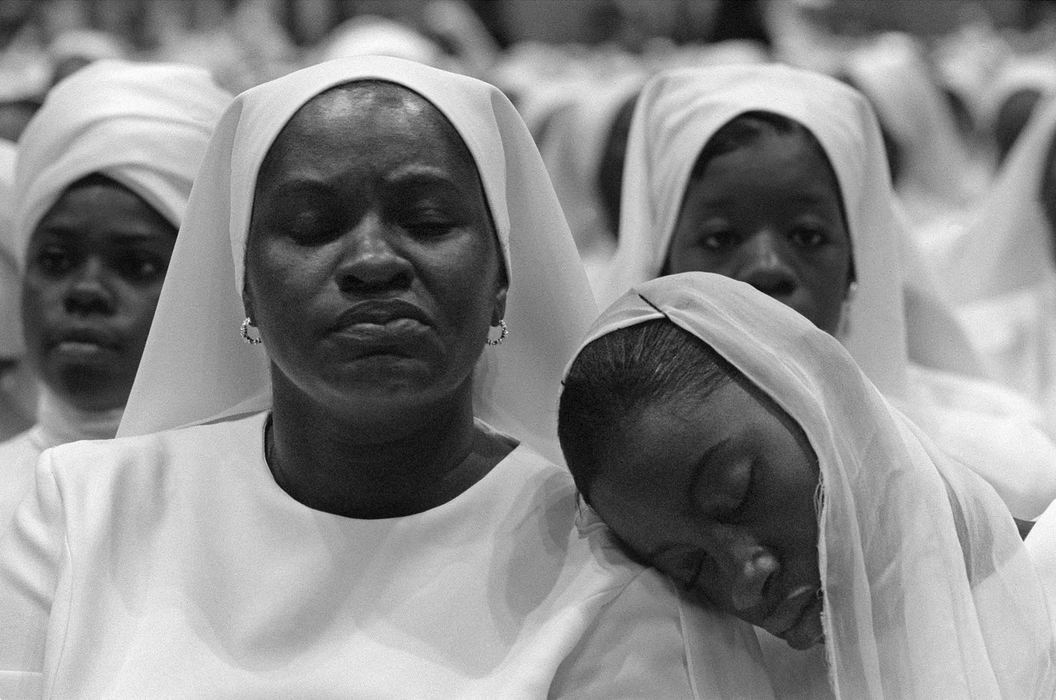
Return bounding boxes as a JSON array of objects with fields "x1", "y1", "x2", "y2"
[{"x1": 41, "y1": 410, "x2": 268, "y2": 488}]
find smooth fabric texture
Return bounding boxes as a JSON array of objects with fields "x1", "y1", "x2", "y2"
[
  {"x1": 602, "y1": 63, "x2": 1056, "y2": 518},
  {"x1": 0, "y1": 138, "x2": 19, "y2": 358},
  {"x1": 0, "y1": 411, "x2": 713, "y2": 697},
  {"x1": 538, "y1": 71, "x2": 643, "y2": 294},
  {"x1": 0, "y1": 388, "x2": 120, "y2": 537},
  {"x1": 842, "y1": 33, "x2": 982, "y2": 229},
  {"x1": 13, "y1": 59, "x2": 232, "y2": 267},
  {"x1": 118, "y1": 56, "x2": 597, "y2": 466},
  {"x1": 939, "y1": 90, "x2": 1056, "y2": 417},
  {"x1": 570, "y1": 272, "x2": 1056, "y2": 698}
]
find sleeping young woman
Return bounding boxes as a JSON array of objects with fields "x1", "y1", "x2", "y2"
[{"x1": 559, "y1": 272, "x2": 1056, "y2": 698}]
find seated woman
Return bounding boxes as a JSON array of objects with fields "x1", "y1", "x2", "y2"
[
  {"x1": 0, "y1": 56, "x2": 716, "y2": 697},
  {"x1": 0, "y1": 60, "x2": 230, "y2": 534},
  {"x1": 560, "y1": 271, "x2": 1056, "y2": 697},
  {"x1": 601, "y1": 62, "x2": 1056, "y2": 524}
]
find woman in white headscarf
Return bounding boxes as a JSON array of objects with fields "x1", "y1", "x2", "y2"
[
  {"x1": 0, "y1": 56, "x2": 716, "y2": 697},
  {"x1": 559, "y1": 271, "x2": 1056, "y2": 698},
  {"x1": 0, "y1": 61, "x2": 230, "y2": 536},
  {"x1": 602, "y1": 62, "x2": 1056, "y2": 523},
  {"x1": 841, "y1": 33, "x2": 985, "y2": 232},
  {"x1": 0, "y1": 137, "x2": 35, "y2": 442}
]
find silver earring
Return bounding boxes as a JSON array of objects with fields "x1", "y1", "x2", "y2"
[
  {"x1": 486, "y1": 319, "x2": 508, "y2": 346},
  {"x1": 241, "y1": 317, "x2": 262, "y2": 345}
]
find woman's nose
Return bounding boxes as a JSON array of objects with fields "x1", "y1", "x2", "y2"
[
  {"x1": 734, "y1": 232, "x2": 798, "y2": 298},
  {"x1": 336, "y1": 212, "x2": 414, "y2": 292},
  {"x1": 63, "y1": 258, "x2": 114, "y2": 316},
  {"x1": 713, "y1": 527, "x2": 780, "y2": 614}
]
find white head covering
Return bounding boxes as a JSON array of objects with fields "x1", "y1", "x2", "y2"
[
  {"x1": 981, "y1": 54, "x2": 1056, "y2": 138},
  {"x1": 601, "y1": 63, "x2": 1056, "y2": 517},
  {"x1": 320, "y1": 15, "x2": 446, "y2": 67},
  {"x1": 538, "y1": 70, "x2": 643, "y2": 292},
  {"x1": 842, "y1": 33, "x2": 979, "y2": 222},
  {"x1": 946, "y1": 92, "x2": 1056, "y2": 305},
  {"x1": 14, "y1": 60, "x2": 233, "y2": 270},
  {"x1": 604, "y1": 63, "x2": 910, "y2": 399},
  {"x1": 10, "y1": 59, "x2": 231, "y2": 441},
  {"x1": 568, "y1": 272, "x2": 1056, "y2": 697},
  {"x1": 0, "y1": 138, "x2": 20, "y2": 358},
  {"x1": 46, "y1": 29, "x2": 127, "y2": 66},
  {"x1": 118, "y1": 56, "x2": 597, "y2": 466}
]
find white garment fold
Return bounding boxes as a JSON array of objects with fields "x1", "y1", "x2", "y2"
[
  {"x1": 602, "y1": 62, "x2": 1056, "y2": 518},
  {"x1": 570, "y1": 271, "x2": 1056, "y2": 698}
]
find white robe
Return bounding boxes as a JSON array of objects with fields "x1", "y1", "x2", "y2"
[{"x1": 0, "y1": 411, "x2": 711, "y2": 698}]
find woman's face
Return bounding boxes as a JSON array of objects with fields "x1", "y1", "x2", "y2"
[
  {"x1": 21, "y1": 175, "x2": 176, "y2": 411},
  {"x1": 244, "y1": 84, "x2": 506, "y2": 416},
  {"x1": 589, "y1": 375, "x2": 824, "y2": 650},
  {"x1": 665, "y1": 131, "x2": 852, "y2": 335}
]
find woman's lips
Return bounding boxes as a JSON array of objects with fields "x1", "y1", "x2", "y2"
[
  {"x1": 47, "y1": 327, "x2": 121, "y2": 357},
  {"x1": 760, "y1": 584, "x2": 821, "y2": 640}
]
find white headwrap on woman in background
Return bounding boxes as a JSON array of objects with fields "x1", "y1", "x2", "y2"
[
  {"x1": 565, "y1": 271, "x2": 1056, "y2": 698},
  {"x1": 538, "y1": 70, "x2": 644, "y2": 294},
  {"x1": 0, "y1": 60, "x2": 230, "y2": 532},
  {"x1": 602, "y1": 62, "x2": 1056, "y2": 520},
  {"x1": 119, "y1": 55, "x2": 597, "y2": 466},
  {"x1": 940, "y1": 89, "x2": 1056, "y2": 436},
  {"x1": 842, "y1": 33, "x2": 984, "y2": 230}
]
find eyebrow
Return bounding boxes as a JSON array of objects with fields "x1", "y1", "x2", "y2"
[{"x1": 383, "y1": 166, "x2": 464, "y2": 194}]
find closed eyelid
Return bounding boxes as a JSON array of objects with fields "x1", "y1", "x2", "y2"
[{"x1": 690, "y1": 440, "x2": 752, "y2": 517}]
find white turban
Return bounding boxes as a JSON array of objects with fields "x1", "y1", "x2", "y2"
[{"x1": 13, "y1": 59, "x2": 232, "y2": 268}]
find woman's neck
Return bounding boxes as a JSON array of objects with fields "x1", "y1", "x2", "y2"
[{"x1": 266, "y1": 379, "x2": 512, "y2": 518}]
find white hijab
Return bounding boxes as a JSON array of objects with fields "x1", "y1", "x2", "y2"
[
  {"x1": 571, "y1": 272, "x2": 1056, "y2": 698},
  {"x1": 538, "y1": 70, "x2": 644, "y2": 293},
  {"x1": 14, "y1": 59, "x2": 233, "y2": 266},
  {"x1": 606, "y1": 62, "x2": 917, "y2": 397},
  {"x1": 842, "y1": 33, "x2": 980, "y2": 226},
  {"x1": 118, "y1": 56, "x2": 597, "y2": 466},
  {"x1": 10, "y1": 59, "x2": 231, "y2": 442},
  {"x1": 603, "y1": 63, "x2": 1056, "y2": 519}
]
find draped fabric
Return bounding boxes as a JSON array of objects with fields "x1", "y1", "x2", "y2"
[
  {"x1": 569, "y1": 272, "x2": 1056, "y2": 698},
  {"x1": 936, "y1": 90, "x2": 1056, "y2": 421},
  {"x1": 842, "y1": 32, "x2": 982, "y2": 228},
  {"x1": 118, "y1": 56, "x2": 598, "y2": 466},
  {"x1": 601, "y1": 62, "x2": 1056, "y2": 519},
  {"x1": 538, "y1": 71, "x2": 644, "y2": 293},
  {"x1": 13, "y1": 59, "x2": 232, "y2": 269},
  {"x1": 0, "y1": 138, "x2": 18, "y2": 359}
]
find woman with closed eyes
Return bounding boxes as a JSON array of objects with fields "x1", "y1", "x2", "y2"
[{"x1": 560, "y1": 272, "x2": 1056, "y2": 698}]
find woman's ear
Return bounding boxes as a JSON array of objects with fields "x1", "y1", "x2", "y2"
[
  {"x1": 242, "y1": 287, "x2": 255, "y2": 324},
  {"x1": 492, "y1": 286, "x2": 508, "y2": 326}
]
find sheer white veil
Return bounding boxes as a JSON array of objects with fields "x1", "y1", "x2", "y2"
[
  {"x1": 571, "y1": 272, "x2": 1056, "y2": 697},
  {"x1": 118, "y1": 56, "x2": 597, "y2": 465}
]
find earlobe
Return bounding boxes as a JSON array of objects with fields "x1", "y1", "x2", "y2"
[{"x1": 491, "y1": 287, "x2": 508, "y2": 326}]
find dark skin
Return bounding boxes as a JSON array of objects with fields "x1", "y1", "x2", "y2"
[
  {"x1": 243, "y1": 83, "x2": 512, "y2": 519},
  {"x1": 21, "y1": 175, "x2": 176, "y2": 412}
]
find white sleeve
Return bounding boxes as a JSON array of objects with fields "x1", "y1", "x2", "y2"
[
  {"x1": 0, "y1": 449, "x2": 68, "y2": 699},
  {"x1": 548, "y1": 568, "x2": 776, "y2": 699}
]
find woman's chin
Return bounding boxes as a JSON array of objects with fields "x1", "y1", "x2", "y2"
[{"x1": 778, "y1": 596, "x2": 825, "y2": 650}]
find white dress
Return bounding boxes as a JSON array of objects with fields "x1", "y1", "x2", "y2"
[{"x1": 0, "y1": 411, "x2": 704, "y2": 698}]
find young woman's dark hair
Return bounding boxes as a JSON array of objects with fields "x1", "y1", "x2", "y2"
[{"x1": 559, "y1": 318, "x2": 734, "y2": 501}]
